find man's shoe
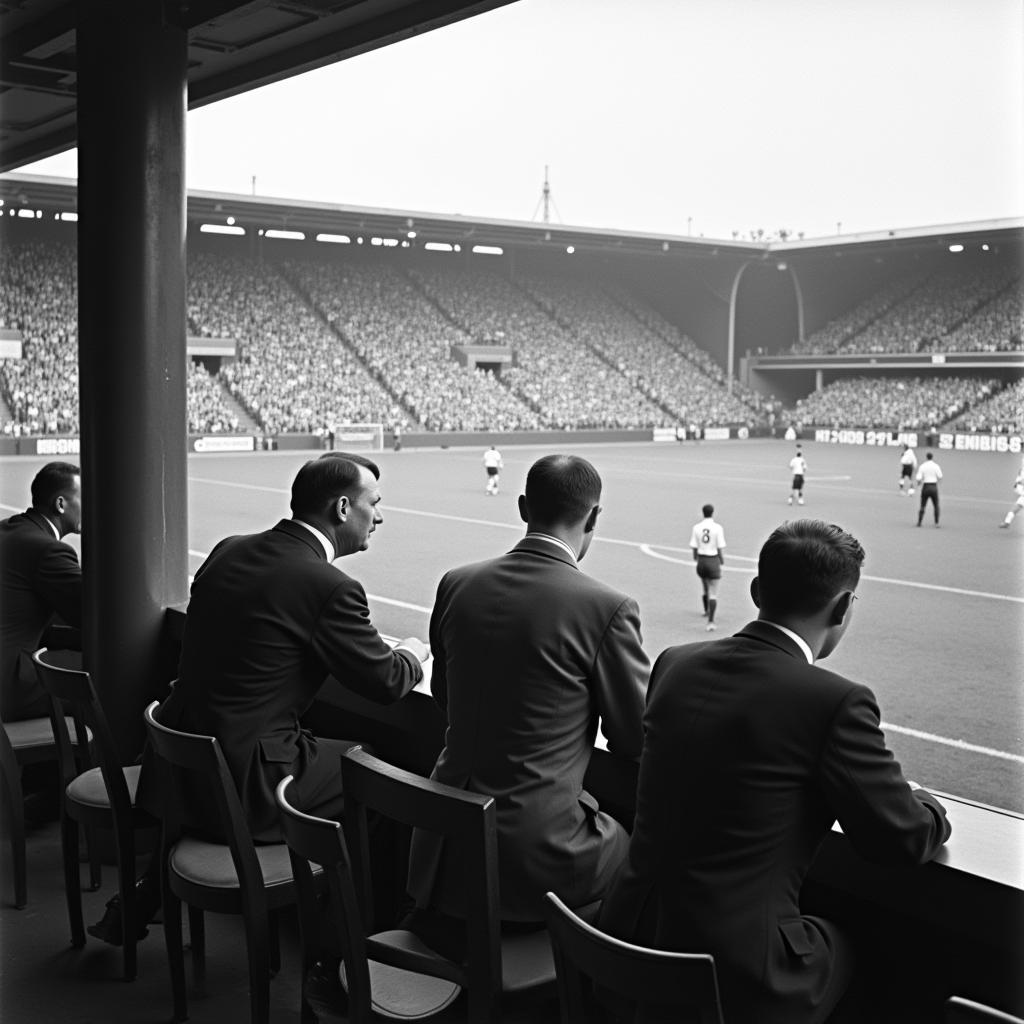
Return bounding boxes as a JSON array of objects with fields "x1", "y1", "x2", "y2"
[
  {"x1": 87, "y1": 878, "x2": 160, "y2": 946},
  {"x1": 705, "y1": 623, "x2": 716, "y2": 632}
]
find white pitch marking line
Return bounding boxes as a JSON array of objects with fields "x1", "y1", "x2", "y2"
[
  {"x1": 879, "y1": 723, "x2": 1024, "y2": 765},
  {"x1": 184, "y1": 482, "x2": 1023, "y2": 603},
  {"x1": 183, "y1": 544, "x2": 1023, "y2": 766},
  {"x1": 638, "y1": 544, "x2": 1023, "y2": 604}
]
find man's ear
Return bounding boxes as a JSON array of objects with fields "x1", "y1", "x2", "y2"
[
  {"x1": 750, "y1": 576, "x2": 761, "y2": 609},
  {"x1": 829, "y1": 590, "x2": 854, "y2": 626},
  {"x1": 517, "y1": 495, "x2": 529, "y2": 525},
  {"x1": 583, "y1": 504, "x2": 600, "y2": 534},
  {"x1": 336, "y1": 496, "x2": 348, "y2": 521}
]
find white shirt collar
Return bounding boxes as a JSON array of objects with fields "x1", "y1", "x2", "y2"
[
  {"x1": 293, "y1": 519, "x2": 335, "y2": 561},
  {"x1": 761, "y1": 620, "x2": 815, "y2": 664},
  {"x1": 525, "y1": 531, "x2": 578, "y2": 563},
  {"x1": 39, "y1": 513, "x2": 60, "y2": 541}
]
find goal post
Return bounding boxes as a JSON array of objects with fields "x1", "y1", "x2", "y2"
[{"x1": 329, "y1": 422, "x2": 385, "y2": 452}]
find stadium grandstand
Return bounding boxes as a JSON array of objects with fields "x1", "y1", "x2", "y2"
[{"x1": 1, "y1": 174, "x2": 1021, "y2": 446}]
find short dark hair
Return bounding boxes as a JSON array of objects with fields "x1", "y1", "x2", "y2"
[
  {"x1": 525, "y1": 454, "x2": 601, "y2": 525},
  {"x1": 925, "y1": 452, "x2": 934, "y2": 460},
  {"x1": 702, "y1": 503, "x2": 714, "y2": 518},
  {"x1": 31, "y1": 462, "x2": 80, "y2": 508},
  {"x1": 757, "y1": 519, "x2": 864, "y2": 617},
  {"x1": 291, "y1": 453, "x2": 379, "y2": 516}
]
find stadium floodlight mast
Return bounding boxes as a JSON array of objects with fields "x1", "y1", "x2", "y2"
[{"x1": 531, "y1": 165, "x2": 562, "y2": 224}]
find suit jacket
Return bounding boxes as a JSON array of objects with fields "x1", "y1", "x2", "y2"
[
  {"x1": 140, "y1": 519, "x2": 422, "y2": 841},
  {"x1": 599, "y1": 620, "x2": 951, "y2": 1024},
  {"x1": 0, "y1": 510, "x2": 82, "y2": 720},
  {"x1": 407, "y1": 536, "x2": 649, "y2": 922}
]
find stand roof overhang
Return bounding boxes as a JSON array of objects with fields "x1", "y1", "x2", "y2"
[{"x1": 0, "y1": 0, "x2": 515, "y2": 173}]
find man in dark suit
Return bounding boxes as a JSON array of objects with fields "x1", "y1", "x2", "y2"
[
  {"x1": 407, "y1": 454, "x2": 649, "y2": 932},
  {"x1": 92, "y1": 453, "x2": 428, "y2": 943},
  {"x1": 600, "y1": 519, "x2": 951, "y2": 1024},
  {"x1": 0, "y1": 461, "x2": 83, "y2": 721}
]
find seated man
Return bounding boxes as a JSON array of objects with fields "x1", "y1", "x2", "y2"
[
  {"x1": 600, "y1": 519, "x2": 951, "y2": 1024},
  {"x1": 408, "y1": 454, "x2": 649, "y2": 936},
  {"x1": 0, "y1": 461, "x2": 83, "y2": 721},
  {"x1": 92, "y1": 453, "x2": 429, "y2": 943}
]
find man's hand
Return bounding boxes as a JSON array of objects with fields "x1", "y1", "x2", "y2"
[{"x1": 396, "y1": 637, "x2": 430, "y2": 663}]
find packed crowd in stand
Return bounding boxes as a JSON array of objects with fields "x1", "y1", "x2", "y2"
[
  {"x1": 1, "y1": 235, "x2": 1020, "y2": 438},
  {"x1": 284, "y1": 257, "x2": 541, "y2": 432},
  {"x1": 792, "y1": 265, "x2": 1023, "y2": 355},
  {"x1": 783, "y1": 376, "x2": 1002, "y2": 430},
  {"x1": 407, "y1": 263, "x2": 669, "y2": 429},
  {"x1": 930, "y1": 283, "x2": 1024, "y2": 353},
  {"x1": 516, "y1": 271, "x2": 760, "y2": 427},
  {"x1": 186, "y1": 360, "x2": 239, "y2": 434},
  {"x1": 0, "y1": 241, "x2": 80, "y2": 436},
  {"x1": 188, "y1": 253, "x2": 399, "y2": 434},
  {"x1": 946, "y1": 378, "x2": 1024, "y2": 434}
]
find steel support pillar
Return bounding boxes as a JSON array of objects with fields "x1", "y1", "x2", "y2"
[{"x1": 77, "y1": 0, "x2": 189, "y2": 759}]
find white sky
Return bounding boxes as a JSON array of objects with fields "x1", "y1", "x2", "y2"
[{"x1": 20, "y1": 0, "x2": 1024, "y2": 240}]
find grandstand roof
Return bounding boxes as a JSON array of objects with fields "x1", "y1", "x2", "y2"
[
  {"x1": 3, "y1": 171, "x2": 1022, "y2": 264},
  {"x1": 0, "y1": 0, "x2": 513, "y2": 172}
]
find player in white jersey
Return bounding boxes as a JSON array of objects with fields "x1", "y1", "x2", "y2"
[
  {"x1": 999, "y1": 458, "x2": 1024, "y2": 528},
  {"x1": 483, "y1": 445, "x2": 503, "y2": 495},
  {"x1": 898, "y1": 444, "x2": 918, "y2": 495},
  {"x1": 690, "y1": 503, "x2": 726, "y2": 631},
  {"x1": 915, "y1": 452, "x2": 943, "y2": 527},
  {"x1": 788, "y1": 445, "x2": 807, "y2": 505}
]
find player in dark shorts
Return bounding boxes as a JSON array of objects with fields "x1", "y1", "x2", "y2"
[{"x1": 690, "y1": 504, "x2": 726, "y2": 631}]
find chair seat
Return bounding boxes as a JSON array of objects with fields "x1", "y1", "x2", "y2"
[
  {"x1": 5, "y1": 716, "x2": 91, "y2": 752},
  {"x1": 348, "y1": 930, "x2": 463, "y2": 1021},
  {"x1": 66, "y1": 763, "x2": 141, "y2": 810},
  {"x1": 169, "y1": 836, "x2": 319, "y2": 892},
  {"x1": 499, "y1": 928, "x2": 556, "y2": 994}
]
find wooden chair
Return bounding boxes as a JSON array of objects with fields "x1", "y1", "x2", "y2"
[
  {"x1": 32, "y1": 647, "x2": 156, "y2": 980},
  {"x1": 143, "y1": 700, "x2": 307, "y2": 1024},
  {"x1": 0, "y1": 704, "x2": 91, "y2": 910},
  {"x1": 275, "y1": 773, "x2": 463, "y2": 1023},
  {"x1": 542, "y1": 891, "x2": 725, "y2": 1024},
  {"x1": 339, "y1": 746, "x2": 556, "y2": 1023},
  {"x1": 945, "y1": 997, "x2": 1024, "y2": 1024}
]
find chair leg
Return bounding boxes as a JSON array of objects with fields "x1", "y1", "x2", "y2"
[
  {"x1": 116, "y1": 835, "x2": 138, "y2": 982},
  {"x1": 244, "y1": 906, "x2": 271, "y2": 1024},
  {"x1": 0, "y1": 772, "x2": 28, "y2": 909},
  {"x1": 188, "y1": 905, "x2": 206, "y2": 993},
  {"x1": 60, "y1": 814, "x2": 85, "y2": 947},
  {"x1": 84, "y1": 825, "x2": 102, "y2": 890},
  {"x1": 163, "y1": 890, "x2": 188, "y2": 1023},
  {"x1": 269, "y1": 909, "x2": 281, "y2": 976}
]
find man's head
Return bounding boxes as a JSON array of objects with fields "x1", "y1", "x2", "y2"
[
  {"x1": 30, "y1": 462, "x2": 82, "y2": 537},
  {"x1": 925, "y1": 452, "x2": 934, "y2": 461},
  {"x1": 751, "y1": 519, "x2": 865, "y2": 659},
  {"x1": 702, "y1": 503, "x2": 714, "y2": 518},
  {"x1": 519, "y1": 454, "x2": 602, "y2": 560},
  {"x1": 291, "y1": 452, "x2": 382, "y2": 557}
]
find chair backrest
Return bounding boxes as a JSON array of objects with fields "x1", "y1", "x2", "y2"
[
  {"x1": 542, "y1": 891, "x2": 725, "y2": 1024},
  {"x1": 32, "y1": 647, "x2": 128, "y2": 819},
  {"x1": 274, "y1": 775, "x2": 373, "y2": 1024},
  {"x1": 946, "y1": 997, "x2": 1024, "y2": 1024},
  {"x1": 142, "y1": 700, "x2": 269, "y2": 919},
  {"x1": 339, "y1": 747, "x2": 501, "y2": 994}
]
